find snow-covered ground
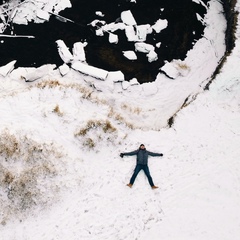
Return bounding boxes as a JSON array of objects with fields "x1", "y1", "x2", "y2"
[{"x1": 0, "y1": 0, "x2": 240, "y2": 239}]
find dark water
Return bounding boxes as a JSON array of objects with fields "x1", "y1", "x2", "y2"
[{"x1": 0, "y1": 0, "x2": 210, "y2": 83}]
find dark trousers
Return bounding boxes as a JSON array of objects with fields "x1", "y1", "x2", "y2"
[{"x1": 130, "y1": 164, "x2": 154, "y2": 186}]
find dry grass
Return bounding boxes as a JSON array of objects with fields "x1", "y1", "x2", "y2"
[
  {"x1": 75, "y1": 119, "x2": 119, "y2": 149},
  {"x1": 177, "y1": 63, "x2": 190, "y2": 70},
  {"x1": 36, "y1": 80, "x2": 108, "y2": 106},
  {"x1": 0, "y1": 129, "x2": 64, "y2": 222},
  {"x1": 83, "y1": 138, "x2": 95, "y2": 148},
  {"x1": 53, "y1": 104, "x2": 63, "y2": 117},
  {"x1": 75, "y1": 119, "x2": 117, "y2": 137},
  {"x1": 35, "y1": 80, "x2": 138, "y2": 129},
  {"x1": 0, "y1": 130, "x2": 19, "y2": 157},
  {"x1": 121, "y1": 103, "x2": 142, "y2": 115},
  {"x1": 36, "y1": 80, "x2": 61, "y2": 89}
]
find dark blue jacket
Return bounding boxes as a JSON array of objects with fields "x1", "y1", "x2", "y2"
[{"x1": 123, "y1": 149, "x2": 162, "y2": 165}]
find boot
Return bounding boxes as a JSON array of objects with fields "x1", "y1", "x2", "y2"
[
  {"x1": 126, "y1": 183, "x2": 133, "y2": 188},
  {"x1": 152, "y1": 186, "x2": 158, "y2": 189}
]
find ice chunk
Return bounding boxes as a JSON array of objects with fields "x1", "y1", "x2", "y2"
[
  {"x1": 0, "y1": 23, "x2": 5, "y2": 34},
  {"x1": 51, "y1": 0, "x2": 72, "y2": 13},
  {"x1": 72, "y1": 61, "x2": 108, "y2": 80},
  {"x1": 90, "y1": 19, "x2": 106, "y2": 27},
  {"x1": 123, "y1": 51, "x2": 137, "y2": 60},
  {"x1": 56, "y1": 40, "x2": 74, "y2": 63},
  {"x1": 106, "y1": 71, "x2": 125, "y2": 82},
  {"x1": 147, "y1": 50, "x2": 158, "y2": 62},
  {"x1": 122, "y1": 81, "x2": 131, "y2": 90},
  {"x1": 0, "y1": 60, "x2": 16, "y2": 77},
  {"x1": 161, "y1": 60, "x2": 190, "y2": 79},
  {"x1": 96, "y1": 28, "x2": 104, "y2": 36},
  {"x1": 129, "y1": 78, "x2": 139, "y2": 85},
  {"x1": 109, "y1": 33, "x2": 118, "y2": 44},
  {"x1": 136, "y1": 24, "x2": 152, "y2": 41},
  {"x1": 59, "y1": 64, "x2": 70, "y2": 76},
  {"x1": 24, "y1": 64, "x2": 56, "y2": 82},
  {"x1": 152, "y1": 19, "x2": 168, "y2": 33},
  {"x1": 72, "y1": 42, "x2": 87, "y2": 62},
  {"x1": 161, "y1": 61, "x2": 180, "y2": 79},
  {"x1": 36, "y1": 9, "x2": 50, "y2": 21},
  {"x1": 121, "y1": 10, "x2": 137, "y2": 26},
  {"x1": 135, "y1": 42, "x2": 154, "y2": 53},
  {"x1": 125, "y1": 26, "x2": 138, "y2": 42},
  {"x1": 96, "y1": 11, "x2": 104, "y2": 17}
]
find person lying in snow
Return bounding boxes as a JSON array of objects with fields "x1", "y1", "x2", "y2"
[{"x1": 120, "y1": 144, "x2": 163, "y2": 189}]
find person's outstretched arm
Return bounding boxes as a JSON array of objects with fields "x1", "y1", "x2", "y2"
[
  {"x1": 147, "y1": 151, "x2": 163, "y2": 157},
  {"x1": 120, "y1": 150, "x2": 138, "y2": 158}
]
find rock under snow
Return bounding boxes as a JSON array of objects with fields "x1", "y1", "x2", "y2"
[{"x1": 0, "y1": 60, "x2": 16, "y2": 77}]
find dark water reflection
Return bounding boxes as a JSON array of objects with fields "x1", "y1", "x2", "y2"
[{"x1": 0, "y1": 0, "x2": 210, "y2": 83}]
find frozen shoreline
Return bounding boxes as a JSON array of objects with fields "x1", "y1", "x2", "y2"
[{"x1": 0, "y1": 1, "x2": 240, "y2": 240}]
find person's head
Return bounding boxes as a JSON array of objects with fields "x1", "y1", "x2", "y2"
[{"x1": 139, "y1": 144, "x2": 146, "y2": 150}]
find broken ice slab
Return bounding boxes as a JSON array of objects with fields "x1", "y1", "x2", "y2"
[
  {"x1": 36, "y1": 9, "x2": 50, "y2": 21},
  {"x1": 56, "y1": 40, "x2": 73, "y2": 63},
  {"x1": 72, "y1": 42, "x2": 87, "y2": 62},
  {"x1": 136, "y1": 24, "x2": 152, "y2": 41},
  {"x1": 109, "y1": 33, "x2": 118, "y2": 44},
  {"x1": 121, "y1": 10, "x2": 137, "y2": 26},
  {"x1": 125, "y1": 25, "x2": 138, "y2": 42},
  {"x1": 59, "y1": 64, "x2": 70, "y2": 76},
  {"x1": 0, "y1": 60, "x2": 16, "y2": 77},
  {"x1": 24, "y1": 64, "x2": 56, "y2": 82},
  {"x1": 122, "y1": 80, "x2": 131, "y2": 90},
  {"x1": 161, "y1": 61, "x2": 180, "y2": 79},
  {"x1": 106, "y1": 71, "x2": 125, "y2": 82},
  {"x1": 152, "y1": 19, "x2": 168, "y2": 33},
  {"x1": 147, "y1": 50, "x2": 158, "y2": 62},
  {"x1": 72, "y1": 61, "x2": 108, "y2": 80},
  {"x1": 123, "y1": 51, "x2": 137, "y2": 60}
]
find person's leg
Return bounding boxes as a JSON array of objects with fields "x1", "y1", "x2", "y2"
[
  {"x1": 143, "y1": 165, "x2": 155, "y2": 187},
  {"x1": 129, "y1": 164, "x2": 142, "y2": 185}
]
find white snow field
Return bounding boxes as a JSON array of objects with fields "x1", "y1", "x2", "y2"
[{"x1": 0, "y1": 0, "x2": 240, "y2": 240}]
